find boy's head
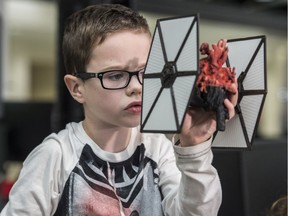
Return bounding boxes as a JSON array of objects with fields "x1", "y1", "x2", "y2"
[{"x1": 62, "y1": 4, "x2": 151, "y2": 75}]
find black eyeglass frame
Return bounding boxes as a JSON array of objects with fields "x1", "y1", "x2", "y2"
[{"x1": 75, "y1": 68, "x2": 145, "y2": 90}]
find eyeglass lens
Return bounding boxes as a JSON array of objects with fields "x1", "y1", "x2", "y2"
[{"x1": 102, "y1": 70, "x2": 143, "y2": 89}]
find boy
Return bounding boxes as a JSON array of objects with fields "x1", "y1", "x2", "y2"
[{"x1": 1, "y1": 4, "x2": 238, "y2": 216}]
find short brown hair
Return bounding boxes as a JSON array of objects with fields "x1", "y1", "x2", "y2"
[{"x1": 62, "y1": 4, "x2": 151, "y2": 75}]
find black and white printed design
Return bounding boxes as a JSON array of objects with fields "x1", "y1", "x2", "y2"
[{"x1": 54, "y1": 144, "x2": 163, "y2": 216}]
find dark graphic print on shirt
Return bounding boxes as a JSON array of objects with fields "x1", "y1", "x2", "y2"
[{"x1": 54, "y1": 144, "x2": 163, "y2": 216}]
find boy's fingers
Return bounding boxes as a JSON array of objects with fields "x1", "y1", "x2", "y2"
[{"x1": 224, "y1": 99, "x2": 235, "y2": 120}]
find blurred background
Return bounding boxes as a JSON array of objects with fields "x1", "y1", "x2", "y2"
[{"x1": 0, "y1": 0, "x2": 286, "y2": 215}]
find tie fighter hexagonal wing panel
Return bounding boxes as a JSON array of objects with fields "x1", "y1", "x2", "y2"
[
  {"x1": 212, "y1": 36, "x2": 267, "y2": 149},
  {"x1": 140, "y1": 15, "x2": 199, "y2": 133}
]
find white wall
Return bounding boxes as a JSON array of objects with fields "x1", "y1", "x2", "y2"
[{"x1": 2, "y1": 0, "x2": 57, "y2": 101}]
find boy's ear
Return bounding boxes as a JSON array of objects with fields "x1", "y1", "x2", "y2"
[{"x1": 64, "y1": 74, "x2": 85, "y2": 104}]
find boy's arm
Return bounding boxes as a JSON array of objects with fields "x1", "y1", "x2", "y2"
[
  {"x1": 160, "y1": 86, "x2": 237, "y2": 215},
  {"x1": 175, "y1": 137, "x2": 221, "y2": 215},
  {"x1": 160, "y1": 137, "x2": 221, "y2": 216},
  {"x1": 0, "y1": 139, "x2": 62, "y2": 216}
]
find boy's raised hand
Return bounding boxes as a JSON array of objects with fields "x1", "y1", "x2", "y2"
[{"x1": 179, "y1": 82, "x2": 238, "y2": 147}]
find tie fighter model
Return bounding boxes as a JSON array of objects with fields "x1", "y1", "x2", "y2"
[{"x1": 140, "y1": 15, "x2": 267, "y2": 149}]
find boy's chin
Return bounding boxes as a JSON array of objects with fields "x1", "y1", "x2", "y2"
[
  {"x1": 123, "y1": 120, "x2": 141, "y2": 128},
  {"x1": 128, "y1": 123, "x2": 141, "y2": 128}
]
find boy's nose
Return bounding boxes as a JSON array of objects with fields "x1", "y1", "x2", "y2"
[{"x1": 127, "y1": 75, "x2": 142, "y2": 95}]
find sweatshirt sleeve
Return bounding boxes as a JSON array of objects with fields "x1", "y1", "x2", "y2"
[
  {"x1": 0, "y1": 138, "x2": 63, "y2": 216},
  {"x1": 162, "y1": 137, "x2": 222, "y2": 216}
]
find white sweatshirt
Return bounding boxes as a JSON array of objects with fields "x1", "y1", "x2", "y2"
[{"x1": 1, "y1": 122, "x2": 221, "y2": 216}]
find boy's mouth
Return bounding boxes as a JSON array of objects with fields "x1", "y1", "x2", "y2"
[{"x1": 125, "y1": 101, "x2": 142, "y2": 113}]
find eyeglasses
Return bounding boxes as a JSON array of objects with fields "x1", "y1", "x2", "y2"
[{"x1": 76, "y1": 68, "x2": 145, "y2": 90}]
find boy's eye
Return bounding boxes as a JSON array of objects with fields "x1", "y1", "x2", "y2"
[{"x1": 105, "y1": 71, "x2": 127, "y2": 81}]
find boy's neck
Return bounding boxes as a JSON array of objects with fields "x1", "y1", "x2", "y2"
[{"x1": 82, "y1": 120, "x2": 132, "y2": 153}]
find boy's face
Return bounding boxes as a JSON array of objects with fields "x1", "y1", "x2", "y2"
[{"x1": 81, "y1": 30, "x2": 151, "y2": 128}]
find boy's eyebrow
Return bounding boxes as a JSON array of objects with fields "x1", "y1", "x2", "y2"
[
  {"x1": 132, "y1": 62, "x2": 146, "y2": 70},
  {"x1": 88, "y1": 65, "x2": 146, "y2": 72},
  {"x1": 88, "y1": 64, "x2": 125, "y2": 72},
  {"x1": 111, "y1": 63, "x2": 147, "y2": 70},
  {"x1": 89, "y1": 59, "x2": 147, "y2": 72}
]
